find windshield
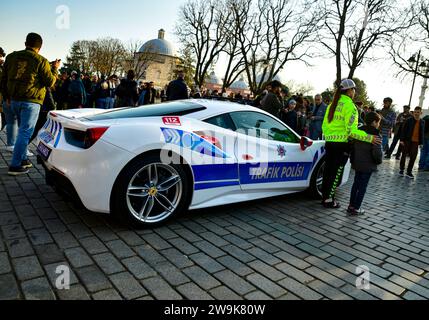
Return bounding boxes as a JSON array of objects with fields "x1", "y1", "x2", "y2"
[{"x1": 83, "y1": 101, "x2": 206, "y2": 121}]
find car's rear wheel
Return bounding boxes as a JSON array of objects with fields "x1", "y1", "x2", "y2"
[
  {"x1": 112, "y1": 155, "x2": 191, "y2": 228},
  {"x1": 309, "y1": 160, "x2": 325, "y2": 199}
]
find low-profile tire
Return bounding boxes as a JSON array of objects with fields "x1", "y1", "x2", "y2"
[
  {"x1": 112, "y1": 154, "x2": 192, "y2": 228},
  {"x1": 309, "y1": 159, "x2": 325, "y2": 199}
]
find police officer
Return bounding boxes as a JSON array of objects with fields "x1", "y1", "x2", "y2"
[
  {"x1": 321, "y1": 79, "x2": 381, "y2": 209},
  {"x1": 0, "y1": 33, "x2": 60, "y2": 176}
]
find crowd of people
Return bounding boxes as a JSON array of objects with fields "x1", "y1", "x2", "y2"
[{"x1": 0, "y1": 33, "x2": 428, "y2": 217}]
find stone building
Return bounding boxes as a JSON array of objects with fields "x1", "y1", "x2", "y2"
[{"x1": 136, "y1": 29, "x2": 181, "y2": 88}]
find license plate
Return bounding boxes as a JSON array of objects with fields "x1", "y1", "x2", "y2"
[{"x1": 37, "y1": 142, "x2": 52, "y2": 161}]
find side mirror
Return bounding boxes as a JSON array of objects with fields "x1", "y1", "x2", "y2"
[{"x1": 300, "y1": 136, "x2": 314, "y2": 151}]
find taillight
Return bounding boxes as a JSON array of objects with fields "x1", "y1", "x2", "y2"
[{"x1": 84, "y1": 127, "x2": 109, "y2": 149}]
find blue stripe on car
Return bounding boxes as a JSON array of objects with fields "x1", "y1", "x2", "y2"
[{"x1": 192, "y1": 164, "x2": 239, "y2": 182}]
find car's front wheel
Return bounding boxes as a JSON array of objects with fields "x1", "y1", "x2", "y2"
[
  {"x1": 309, "y1": 160, "x2": 325, "y2": 199},
  {"x1": 112, "y1": 155, "x2": 191, "y2": 228}
]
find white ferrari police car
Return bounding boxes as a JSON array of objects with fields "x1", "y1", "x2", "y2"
[{"x1": 37, "y1": 100, "x2": 350, "y2": 227}]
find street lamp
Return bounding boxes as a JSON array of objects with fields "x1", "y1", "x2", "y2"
[
  {"x1": 408, "y1": 51, "x2": 429, "y2": 109},
  {"x1": 408, "y1": 51, "x2": 421, "y2": 108},
  {"x1": 418, "y1": 60, "x2": 429, "y2": 109}
]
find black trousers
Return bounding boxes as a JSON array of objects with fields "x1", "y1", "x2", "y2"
[
  {"x1": 387, "y1": 134, "x2": 402, "y2": 158},
  {"x1": 322, "y1": 142, "x2": 351, "y2": 201},
  {"x1": 400, "y1": 142, "x2": 419, "y2": 174}
]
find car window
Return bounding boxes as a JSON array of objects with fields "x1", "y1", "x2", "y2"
[
  {"x1": 82, "y1": 101, "x2": 206, "y2": 121},
  {"x1": 229, "y1": 111, "x2": 300, "y2": 143},
  {"x1": 204, "y1": 114, "x2": 236, "y2": 131}
]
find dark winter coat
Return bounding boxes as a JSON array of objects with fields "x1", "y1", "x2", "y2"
[
  {"x1": 351, "y1": 125, "x2": 383, "y2": 173},
  {"x1": 401, "y1": 117, "x2": 425, "y2": 145},
  {"x1": 116, "y1": 79, "x2": 139, "y2": 108},
  {"x1": 167, "y1": 78, "x2": 189, "y2": 101},
  {"x1": 260, "y1": 92, "x2": 283, "y2": 118}
]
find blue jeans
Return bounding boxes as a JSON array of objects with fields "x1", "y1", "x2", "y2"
[
  {"x1": 419, "y1": 138, "x2": 429, "y2": 170},
  {"x1": 3, "y1": 101, "x2": 18, "y2": 146},
  {"x1": 350, "y1": 171, "x2": 373, "y2": 210},
  {"x1": 96, "y1": 98, "x2": 109, "y2": 109},
  {"x1": 10, "y1": 101, "x2": 40, "y2": 168},
  {"x1": 382, "y1": 135, "x2": 390, "y2": 154},
  {"x1": 106, "y1": 97, "x2": 115, "y2": 109}
]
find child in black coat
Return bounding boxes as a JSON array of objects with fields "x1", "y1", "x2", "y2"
[{"x1": 348, "y1": 112, "x2": 383, "y2": 216}]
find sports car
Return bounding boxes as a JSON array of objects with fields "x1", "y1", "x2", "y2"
[{"x1": 36, "y1": 99, "x2": 350, "y2": 227}]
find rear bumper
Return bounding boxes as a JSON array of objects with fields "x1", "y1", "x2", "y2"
[{"x1": 39, "y1": 156, "x2": 85, "y2": 208}]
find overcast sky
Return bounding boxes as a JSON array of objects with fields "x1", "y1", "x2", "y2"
[{"x1": 1, "y1": 0, "x2": 427, "y2": 110}]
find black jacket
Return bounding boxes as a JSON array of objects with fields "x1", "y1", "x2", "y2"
[
  {"x1": 423, "y1": 115, "x2": 429, "y2": 139},
  {"x1": 260, "y1": 92, "x2": 283, "y2": 118},
  {"x1": 116, "y1": 79, "x2": 139, "y2": 108},
  {"x1": 401, "y1": 117, "x2": 425, "y2": 145},
  {"x1": 167, "y1": 78, "x2": 189, "y2": 101},
  {"x1": 281, "y1": 110, "x2": 298, "y2": 133},
  {"x1": 351, "y1": 126, "x2": 383, "y2": 173}
]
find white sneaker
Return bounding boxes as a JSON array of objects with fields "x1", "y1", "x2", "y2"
[
  {"x1": 6, "y1": 146, "x2": 14, "y2": 153},
  {"x1": 27, "y1": 150, "x2": 35, "y2": 157}
]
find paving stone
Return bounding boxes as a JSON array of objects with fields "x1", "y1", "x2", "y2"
[
  {"x1": 44, "y1": 262, "x2": 79, "y2": 288},
  {"x1": 109, "y1": 272, "x2": 148, "y2": 300},
  {"x1": 0, "y1": 274, "x2": 21, "y2": 300},
  {"x1": 21, "y1": 277, "x2": 56, "y2": 300},
  {"x1": 183, "y1": 266, "x2": 221, "y2": 290},
  {"x1": 174, "y1": 228, "x2": 203, "y2": 243},
  {"x1": 279, "y1": 278, "x2": 323, "y2": 300},
  {"x1": 160, "y1": 248, "x2": 194, "y2": 269},
  {"x1": 91, "y1": 226, "x2": 119, "y2": 242},
  {"x1": 80, "y1": 237, "x2": 109, "y2": 255},
  {"x1": 275, "y1": 263, "x2": 314, "y2": 284},
  {"x1": 340, "y1": 284, "x2": 378, "y2": 300},
  {"x1": 141, "y1": 276, "x2": 182, "y2": 300},
  {"x1": 27, "y1": 228, "x2": 54, "y2": 245},
  {"x1": 52, "y1": 232, "x2": 79, "y2": 249},
  {"x1": 209, "y1": 286, "x2": 243, "y2": 300},
  {"x1": 247, "y1": 247, "x2": 282, "y2": 266},
  {"x1": 248, "y1": 261, "x2": 285, "y2": 282},
  {"x1": 65, "y1": 247, "x2": 93, "y2": 268},
  {"x1": 193, "y1": 240, "x2": 226, "y2": 259},
  {"x1": 308, "y1": 280, "x2": 353, "y2": 300},
  {"x1": 0, "y1": 252, "x2": 11, "y2": 274},
  {"x1": 155, "y1": 261, "x2": 190, "y2": 286},
  {"x1": 44, "y1": 219, "x2": 68, "y2": 234},
  {"x1": 168, "y1": 238, "x2": 199, "y2": 256},
  {"x1": 246, "y1": 273, "x2": 286, "y2": 299},
  {"x1": 142, "y1": 232, "x2": 172, "y2": 250},
  {"x1": 57, "y1": 284, "x2": 91, "y2": 300},
  {"x1": 214, "y1": 270, "x2": 255, "y2": 296},
  {"x1": 177, "y1": 283, "x2": 214, "y2": 300},
  {"x1": 34, "y1": 244, "x2": 65, "y2": 265},
  {"x1": 117, "y1": 231, "x2": 145, "y2": 246},
  {"x1": 403, "y1": 291, "x2": 426, "y2": 300},
  {"x1": 189, "y1": 253, "x2": 225, "y2": 275},
  {"x1": 13, "y1": 256, "x2": 44, "y2": 281},
  {"x1": 217, "y1": 256, "x2": 254, "y2": 277},
  {"x1": 92, "y1": 289, "x2": 123, "y2": 300},
  {"x1": 2, "y1": 224, "x2": 26, "y2": 240},
  {"x1": 244, "y1": 291, "x2": 272, "y2": 300},
  {"x1": 106, "y1": 240, "x2": 136, "y2": 259},
  {"x1": 388, "y1": 275, "x2": 429, "y2": 299},
  {"x1": 20, "y1": 215, "x2": 44, "y2": 230},
  {"x1": 122, "y1": 256, "x2": 157, "y2": 280},
  {"x1": 221, "y1": 244, "x2": 255, "y2": 263},
  {"x1": 199, "y1": 231, "x2": 230, "y2": 247},
  {"x1": 6, "y1": 238, "x2": 35, "y2": 258},
  {"x1": 93, "y1": 253, "x2": 125, "y2": 275},
  {"x1": 136, "y1": 245, "x2": 168, "y2": 266},
  {"x1": 68, "y1": 223, "x2": 94, "y2": 239},
  {"x1": 75, "y1": 266, "x2": 112, "y2": 293}
]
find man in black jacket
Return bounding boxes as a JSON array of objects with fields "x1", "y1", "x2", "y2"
[
  {"x1": 167, "y1": 71, "x2": 189, "y2": 101},
  {"x1": 399, "y1": 107, "x2": 425, "y2": 179}
]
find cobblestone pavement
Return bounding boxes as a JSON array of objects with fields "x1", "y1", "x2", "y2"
[{"x1": 0, "y1": 131, "x2": 428, "y2": 300}]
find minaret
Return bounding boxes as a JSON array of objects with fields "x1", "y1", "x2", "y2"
[{"x1": 158, "y1": 29, "x2": 165, "y2": 40}]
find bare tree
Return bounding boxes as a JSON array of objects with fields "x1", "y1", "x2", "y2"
[
  {"x1": 175, "y1": 0, "x2": 231, "y2": 87},
  {"x1": 390, "y1": 0, "x2": 428, "y2": 79},
  {"x1": 91, "y1": 38, "x2": 126, "y2": 77},
  {"x1": 235, "y1": 0, "x2": 320, "y2": 95},
  {"x1": 320, "y1": 0, "x2": 413, "y2": 84}
]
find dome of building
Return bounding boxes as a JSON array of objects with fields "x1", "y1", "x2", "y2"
[
  {"x1": 230, "y1": 77, "x2": 249, "y2": 90},
  {"x1": 139, "y1": 29, "x2": 175, "y2": 57},
  {"x1": 206, "y1": 71, "x2": 223, "y2": 85},
  {"x1": 256, "y1": 73, "x2": 283, "y2": 84}
]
